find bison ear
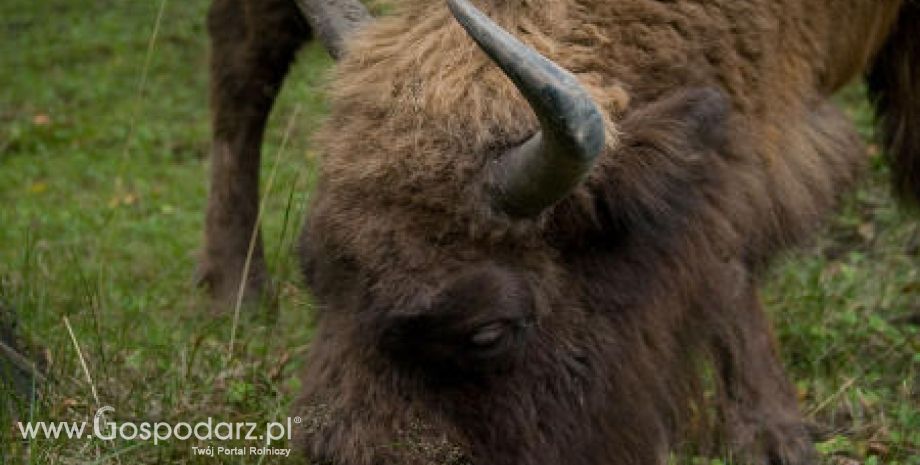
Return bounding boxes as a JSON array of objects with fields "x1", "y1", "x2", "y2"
[
  {"x1": 620, "y1": 87, "x2": 732, "y2": 152},
  {"x1": 671, "y1": 87, "x2": 731, "y2": 150}
]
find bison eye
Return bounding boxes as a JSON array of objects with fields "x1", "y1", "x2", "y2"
[
  {"x1": 377, "y1": 265, "x2": 536, "y2": 379},
  {"x1": 470, "y1": 321, "x2": 508, "y2": 347}
]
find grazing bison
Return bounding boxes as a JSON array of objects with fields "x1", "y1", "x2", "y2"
[{"x1": 202, "y1": 0, "x2": 918, "y2": 463}]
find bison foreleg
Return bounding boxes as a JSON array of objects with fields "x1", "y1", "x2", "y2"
[
  {"x1": 200, "y1": 0, "x2": 308, "y2": 311},
  {"x1": 715, "y1": 284, "x2": 816, "y2": 465}
]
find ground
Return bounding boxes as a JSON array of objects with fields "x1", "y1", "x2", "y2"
[{"x1": 0, "y1": 1, "x2": 917, "y2": 464}]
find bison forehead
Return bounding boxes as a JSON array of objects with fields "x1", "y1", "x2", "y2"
[
  {"x1": 316, "y1": 4, "x2": 626, "y2": 159},
  {"x1": 308, "y1": 3, "x2": 625, "y2": 252}
]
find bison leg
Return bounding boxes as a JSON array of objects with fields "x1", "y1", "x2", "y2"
[
  {"x1": 200, "y1": 0, "x2": 308, "y2": 311},
  {"x1": 715, "y1": 284, "x2": 816, "y2": 465}
]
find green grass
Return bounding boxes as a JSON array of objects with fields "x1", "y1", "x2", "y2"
[
  {"x1": 0, "y1": 1, "x2": 917, "y2": 464},
  {"x1": 761, "y1": 86, "x2": 919, "y2": 465},
  {"x1": 1, "y1": 1, "x2": 326, "y2": 463}
]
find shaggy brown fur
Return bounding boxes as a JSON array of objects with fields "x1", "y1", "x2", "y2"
[{"x1": 204, "y1": 0, "x2": 916, "y2": 463}]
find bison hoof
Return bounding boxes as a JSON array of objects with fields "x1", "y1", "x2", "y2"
[
  {"x1": 195, "y1": 260, "x2": 275, "y2": 315},
  {"x1": 732, "y1": 421, "x2": 819, "y2": 465}
]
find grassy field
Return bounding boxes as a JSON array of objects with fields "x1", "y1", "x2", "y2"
[{"x1": 0, "y1": 0, "x2": 917, "y2": 464}]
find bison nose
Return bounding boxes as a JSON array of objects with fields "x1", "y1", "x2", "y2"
[
  {"x1": 303, "y1": 432, "x2": 475, "y2": 465},
  {"x1": 307, "y1": 454, "x2": 474, "y2": 465}
]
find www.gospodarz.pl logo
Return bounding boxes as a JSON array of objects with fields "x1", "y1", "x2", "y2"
[{"x1": 16, "y1": 406, "x2": 301, "y2": 456}]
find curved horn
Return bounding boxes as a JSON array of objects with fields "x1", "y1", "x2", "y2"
[
  {"x1": 447, "y1": 0, "x2": 605, "y2": 217},
  {"x1": 295, "y1": 0, "x2": 372, "y2": 59}
]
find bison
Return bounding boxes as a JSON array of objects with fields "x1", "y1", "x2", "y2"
[{"x1": 201, "y1": 0, "x2": 919, "y2": 463}]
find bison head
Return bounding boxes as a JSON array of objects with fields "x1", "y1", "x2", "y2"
[{"x1": 294, "y1": 1, "x2": 731, "y2": 464}]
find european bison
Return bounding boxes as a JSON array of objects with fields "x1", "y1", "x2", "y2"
[{"x1": 202, "y1": 0, "x2": 918, "y2": 463}]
